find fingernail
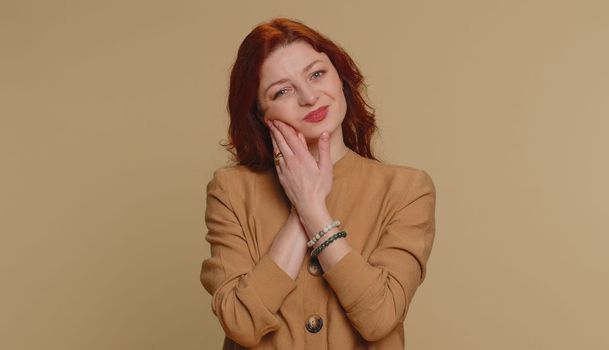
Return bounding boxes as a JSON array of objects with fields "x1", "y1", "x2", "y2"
[{"x1": 322, "y1": 131, "x2": 329, "y2": 139}]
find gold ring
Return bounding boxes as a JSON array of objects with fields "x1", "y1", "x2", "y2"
[{"x1": 273, "y1": 152, "x2": 283, "y2": 166}]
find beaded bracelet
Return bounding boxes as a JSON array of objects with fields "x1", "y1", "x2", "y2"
[
  {"x1": 306, "y1": 220, "x2": 341, "y2": 248},
  {"x1": 311, "y1": 231, "x2": 347, "y2": 258}
]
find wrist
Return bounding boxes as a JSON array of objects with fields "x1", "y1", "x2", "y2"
[
  {"x1": 307, "y1": 220, "x2": 341, "y2": 248},
  {"x1": 299, "y1": 208, "x2": 334, "y2": 240}
]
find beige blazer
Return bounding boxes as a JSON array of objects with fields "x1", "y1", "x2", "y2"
[{"x1": 200, "y1": 148, "x2": 436, "y2": 349}]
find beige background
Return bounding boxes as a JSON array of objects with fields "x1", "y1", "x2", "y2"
[{"x1": 2, "y1": 0, "x2": 608, "y2": 349}]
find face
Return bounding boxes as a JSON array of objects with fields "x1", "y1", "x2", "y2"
[{"x1": 257, "y1": 41, "x2": 347, "y2": 143}]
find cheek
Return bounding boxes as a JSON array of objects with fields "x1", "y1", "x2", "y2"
[
  {"x1": 335, "y1": 84, "x2": 348, "y2": 118},
  {"x1": 263, "y1": 103, "x2": 293, "y2": 122},
  {"x1": 328, "y1": 75, "x2": 345, "y2": 99},
  {"x1": 329, "y1": 78, "x2": 345, "y2": 103}
]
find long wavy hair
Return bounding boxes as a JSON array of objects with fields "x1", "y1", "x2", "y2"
[{"x1": 223, "y1": 17, "x2": 378, "y2": 171}]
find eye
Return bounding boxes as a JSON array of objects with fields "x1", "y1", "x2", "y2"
[
  {"x1": 273, "y1": 88, "x2": 288, "y2": 99},
  {"x1": 311, "y1": 70, "x2": 326, "y2": 79}
]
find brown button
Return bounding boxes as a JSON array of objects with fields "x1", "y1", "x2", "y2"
[
  {"x1": 305, "y1": 314, "x2": 323, "y2": 333},
  {"x1": 307, "y1": 257, "x2": 323, "y2": 276}
]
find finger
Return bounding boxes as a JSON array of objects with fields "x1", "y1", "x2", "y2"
[
  {"x1": 268, "y1": 120, "x2": 294, "y2": 159},
  {"x1": 269, "y1": 128, "x2": 278, "y2": 154},
  {"x1": 318, "y1": 131, "x2": 332, "y2": 173},
  {"x1": 273, "y1": 120, "x2": 307, "y2": 157},
  {"x1": 269, "y1": 131, "x2": 283, "y2": 171},
  {"x1": 266, "y1": 120, "x2": 280, "y2": 154},
  {"x1": 297, "y1": 131, "x2": 307, "y2": 149}
]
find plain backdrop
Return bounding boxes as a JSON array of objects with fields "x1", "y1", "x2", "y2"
[{"x1": 2, "y1": 0, "x2": 608, "y2": 349}]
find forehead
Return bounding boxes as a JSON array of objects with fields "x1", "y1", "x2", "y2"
[{"x1": 259, "y1": 41, "x2": 328, "y2": 83}]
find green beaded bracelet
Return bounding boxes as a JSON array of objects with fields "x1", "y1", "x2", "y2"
[{"x1": 310, "y1": 231, "x2": 347, "y2": 258}]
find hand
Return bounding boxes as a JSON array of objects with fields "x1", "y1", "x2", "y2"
[{"x1": 266, "y1": 119, "x2": 333, "y2": 214}]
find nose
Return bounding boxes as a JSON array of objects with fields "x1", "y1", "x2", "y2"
[{"x1": 297, "y1": 83, "x2": 319, "y2": 106}]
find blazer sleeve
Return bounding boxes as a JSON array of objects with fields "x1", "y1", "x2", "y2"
[
  {"x1": 322, "y1": 169, "x2": 436, "y2": 342},
  {"x1": 199, "y1": 169, "x2": 298, "y2": 348}
]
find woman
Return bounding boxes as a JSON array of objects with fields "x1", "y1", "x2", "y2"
[{"x1": 200, "y1": 17, "x2": 436, "y2": 349}]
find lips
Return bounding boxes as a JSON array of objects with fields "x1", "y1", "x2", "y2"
[{"x1": 303, "y1": 105, "x2": 329, "y2": 123}]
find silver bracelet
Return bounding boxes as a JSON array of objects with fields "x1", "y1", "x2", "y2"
[{"x1": 307, "y1": 220, "x2": 341, "y2": 248}]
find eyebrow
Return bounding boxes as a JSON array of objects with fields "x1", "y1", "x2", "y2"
[{"x1": 264, "y1": 59, "x2": 324, "y2": 96}]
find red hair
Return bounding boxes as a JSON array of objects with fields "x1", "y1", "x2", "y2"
[{"x1": 223, "y1": 17, "x2": 378, "y2": 171}]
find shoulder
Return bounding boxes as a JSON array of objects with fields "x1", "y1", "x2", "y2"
[
  {"x1": 206, "y1": 164, "x2": 274, "y2": 199},
  {"x1": 352, "y1": 157, "x2": 436, "y2": 208},
  {"x1": 210, "y1": 164, "x2": 257, "y2": 182},
  {"x1": 360, "y1": 156, "x2": 434, "y2": 190}
]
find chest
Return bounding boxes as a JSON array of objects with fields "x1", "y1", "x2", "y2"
[{"x1": 235, "y1": 176, "x2": 397, "y2": 261}]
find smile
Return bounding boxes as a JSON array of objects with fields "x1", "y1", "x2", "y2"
[{"x1": 303, "y1": 105, "x2": 329, "y2": 123}]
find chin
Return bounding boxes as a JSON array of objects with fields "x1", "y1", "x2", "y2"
[{"x1": 303, "y1": 127, "x2": 336, "y2": 143}]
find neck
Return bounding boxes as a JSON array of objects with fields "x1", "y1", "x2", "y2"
[{"x1": 307, "y1": 129, "x2": 349, "y2": 164}]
